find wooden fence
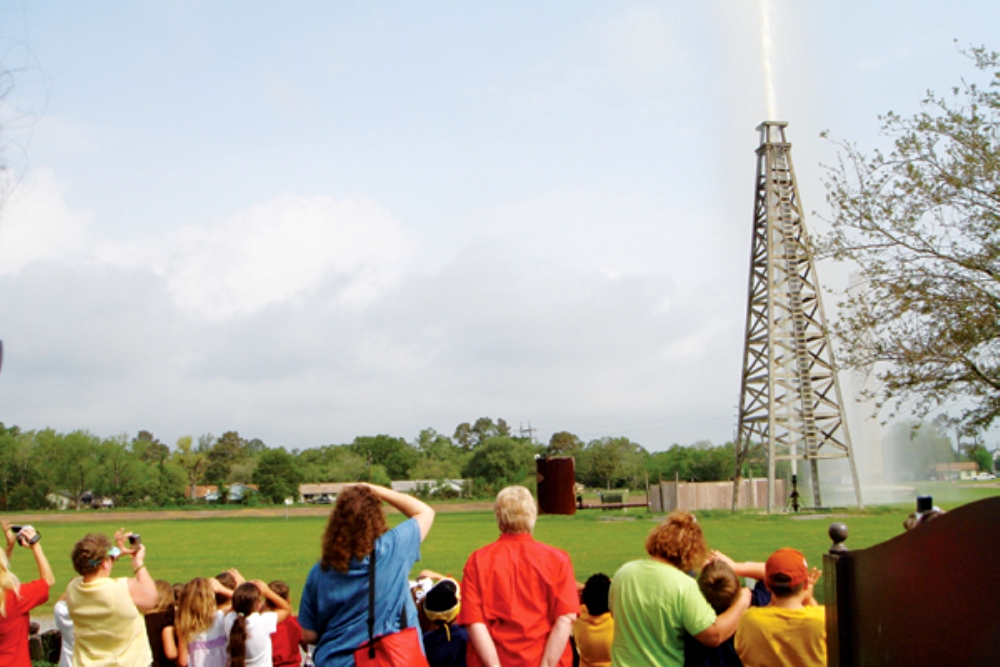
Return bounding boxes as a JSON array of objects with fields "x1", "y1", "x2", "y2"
[{"x1": 648, "y1": 478, "x2": 783, "y2": 512}]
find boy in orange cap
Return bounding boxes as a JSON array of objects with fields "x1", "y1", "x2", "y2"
[{"x1": 734, "y1": 548, "x2": 824, "y2": 667}]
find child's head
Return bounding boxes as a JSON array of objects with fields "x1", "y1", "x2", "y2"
[
  {"x1": 423, "y1": 579, "x2": 461, "y2": 632},
  {"x1": 581, "y1": 573, "x2": 612, "y2": 617},
  {"x1": 764, "y1": 548, "x2": 808, "y2": 599},
  {"x1": 698, "y1": 560, "x2": 741, "y2": 614},
  {"x1": 175, "y1": 578, "x2": 217, "y2": 642},
  {"x1": 153, "y1": 579, "x2": 174, "y2": 613},
  {"x1": 229, "y1": 583, "x2": 264, "y2": 667},
  {"x1": 265, "y1": 580, "x2": 290, "y2": 610},
  {"x1": 232, "y1": 582, "x2": 263, "y2": 615},
  {"x1": 215, "y1": 571, "x2": 237, "y2": 606},
  {"x1": 172, "y1": 583, "x2": 183, "y2": 607}
]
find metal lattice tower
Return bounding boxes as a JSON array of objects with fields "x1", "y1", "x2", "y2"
[{"x1": 734, "y1": 121, "x2": 863, "y2": 513}]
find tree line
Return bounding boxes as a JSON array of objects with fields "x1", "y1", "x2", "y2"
[
  {"x1": 0, "y1": 416, "x2": 768, "y2": 511},
  {"x1": 4, "y1": 413, "x2": 990, "y2": 511}
]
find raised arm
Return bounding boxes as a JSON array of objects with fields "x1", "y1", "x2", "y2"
[
  {"x1": 711, "y1": 550, "x2": 766, "y2": 580},
  {"x1": 2, "y1": 522, "x2": 15, "y2": 561},
  {"x1": 362, "y1": 483, "x2": 435, "y2": 541},
  {"x1": 125, "y1": 544, "x2": 158, "y2": 611},
  {"x1": 14, "y1": 526, "x2": 55, "y2": 587},
  {"x1": 253, "y1": 579, "x2": 292, "y2": 623}
]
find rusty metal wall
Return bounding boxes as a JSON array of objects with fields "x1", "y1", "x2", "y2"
[{"x1": 536, "y1": 457, "x2": 577, "y2": 515}]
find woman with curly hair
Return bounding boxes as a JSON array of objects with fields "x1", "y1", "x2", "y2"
[
  {"x1": 609, "y1": 512, "x2": 751, "y2": 667},
  {"x1": 300, "y1": 483, "x2": 435, "y2": 667}
]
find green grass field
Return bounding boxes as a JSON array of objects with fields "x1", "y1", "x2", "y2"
[{"x1": 9, "y1": 480, "x2": 998, "y2": 616}]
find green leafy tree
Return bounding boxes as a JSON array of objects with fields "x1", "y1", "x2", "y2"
[
  {"x1": 254, "y1": 448, "x2": 304, "y2": 503},
  {"x1": 42, "y1": 430, "x2": 101, "y2": 510},
  {"x1": 173, "y1": 435, "x2": 209, "y2": 501},
  {"x1": 93, "y1": 435, "x2": 149, "y2": 506},
  {"x1": 204, "y1": 431, "x2": 252, "y2": 485},
  {"x1": 462, "y1": 436, "x2": 538, "y2": 489},
  {"x1": 410, "y1": 428, "x2": 466, "y2": 479},
  {"x1": 819, "y1": 46, "x2": 1000, "y2": 435},
  {"x1": 0, "y1": 425, "x2": 51, "y2": 510},
  {"x1": 548, "y1": 431, "x2": 584, "y2": 457},
  {"x1": 453, "y1": 417, "x2": 512, "y2": 451},
  {"x1": 580, "y1": 437, "x2": 648, "y2": 489},
  {"x1": 349, "y1": 435, "x2": 419, "y2": 481},
  {"x1": 962, "y1": 443, "x2": 994, "y2": 473}
]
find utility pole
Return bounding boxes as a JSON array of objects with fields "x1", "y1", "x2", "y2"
[{"x1": 519, "y1": 422, "x2": 537, "y2": 443}]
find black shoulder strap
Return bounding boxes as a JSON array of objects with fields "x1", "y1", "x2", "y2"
[{"x1": 367, "y1": 545, "x2": 377, "y2": 658}]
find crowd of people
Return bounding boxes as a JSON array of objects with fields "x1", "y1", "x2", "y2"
[{"x1": 0, "y1": 483, "x2": 835, "y2": 667}]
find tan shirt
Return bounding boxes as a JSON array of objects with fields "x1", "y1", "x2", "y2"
[{"x1": 66, "y1": 576, "x2": 152, "y2": 667}]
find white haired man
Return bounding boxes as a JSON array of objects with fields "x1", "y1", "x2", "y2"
[{"x1": 458, "y1": 486, "x2": 579, "y2": 667}]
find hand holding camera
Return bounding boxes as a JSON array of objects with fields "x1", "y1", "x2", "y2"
[{"x1": 9, "y1": 524, "x2": 41, "y2": 546}]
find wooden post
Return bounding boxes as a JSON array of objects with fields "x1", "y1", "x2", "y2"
[{"x1": 823, "y1": 522, "x2": 851, "y2": 667}]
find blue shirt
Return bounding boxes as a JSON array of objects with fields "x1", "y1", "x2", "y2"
[{"x1": 299, "y1": 518, "x2": 422, "y2": 667}]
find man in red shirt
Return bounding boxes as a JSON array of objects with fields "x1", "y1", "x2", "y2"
[{"x1": 459, "y1": 486, "x2": 579, "y2": 667}]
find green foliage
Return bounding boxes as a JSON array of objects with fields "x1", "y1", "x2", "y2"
[
  {"x1": 453, "y1": 417, "x2": 511, "y2": 451},
  {"x1": 963, "y1": 443, "x2": 994, "y2": 473},
  {"x1": 462, "y1": 436, "x2": 539, "y2": 490},
  {"x1": 646, "y1": 442, "x2": 745, "y2": 483},
  {"x1": 548, "y1": 431, "x2": 584, "y2": 457},
  {"x1": 349, "y1": 435, "x2": 419, "y2": 481},
  {"x1": 409, "y1": 428, "x2": 466, "y2": 480},
  {"x1": 204, "y1": 431, "x2": 253, "y2": 485},
  {"x1": 173, "y1": 435, "x2": 209, "y2": 501},
  {"x1": 254, "y1": 448, "x2": 304, "y2": 503},
  {"x1": 819, "y1": 46, "x2": 1000, "y2": 435},
  {"x1": 578, "y1": 437, "x2": 648, "y2": 489}
]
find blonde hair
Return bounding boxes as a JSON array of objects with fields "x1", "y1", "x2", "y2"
[
  {"x1": 152, "y1": 580, "x2": 174, "y2": 613},
  {"x1": 0, "y1": 549, "x2": 21, "y2": 618},
  {"x1": 175, "y1": 578, "x2": 218, "y2": 642},
  {"x1": 495, "y1": 486, "x2": 537, "y2": 534}
]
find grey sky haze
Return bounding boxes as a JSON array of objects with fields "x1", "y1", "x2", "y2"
[{"x1": 1, "y1": 1, "x2": 997, "y2": 452}]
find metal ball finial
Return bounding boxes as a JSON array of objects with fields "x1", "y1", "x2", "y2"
[{"x1": 829, "y1": 522, "x2": 849, "y2": 554}]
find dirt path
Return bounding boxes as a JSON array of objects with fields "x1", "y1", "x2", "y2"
[{"x1": 5, "y1": 502, "x2": 495, "y2": 524}]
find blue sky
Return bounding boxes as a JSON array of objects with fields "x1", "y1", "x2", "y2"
[{"x1": 0, "y1": 1, "x2": 997, "y2": 452}]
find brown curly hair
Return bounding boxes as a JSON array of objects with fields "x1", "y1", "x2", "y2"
[
  {"x1": 71, "y1": 533, "x2": 112, "y2": 576},
  {"x1": 645, "y1": 511, "x2": 707, "y2": 571},
  {"x1": 321, "y1": 485, "x2": 388, "y2": 572}
]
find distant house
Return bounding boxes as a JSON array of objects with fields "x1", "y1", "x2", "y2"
[
  {"x1": 78, "y1": 491, "x2": 114, "y2": 510},
  {"x1": 930, "y1": 462, "x2": 979, "y2": 481},
  {"x1": 46, "y1": 491, "x2": 75, "y2": 510},
  {"x1": 185, "y1": 484, "x2": 259, "y2": 502},
  {"x1": 298, "y1": 483, "x2": 350, "y2": 504},
  {"x1": 391, "y1": 480, "x2": 464, "y2": 495},
  {"x1": 186, "y1": 485, "x2": 219, "y2": 501}
]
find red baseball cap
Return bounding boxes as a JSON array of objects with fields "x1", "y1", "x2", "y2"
[{"x1": 765, "y1": 548, "x2": 808, "y2": 588}]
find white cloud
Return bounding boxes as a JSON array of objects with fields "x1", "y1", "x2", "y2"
[
  {"x1": 96, "y1": 194, "x2": 413, "y2": 320},
  {"x1": 0, "y1": 168, "x2": 92, "y2": 274}
]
